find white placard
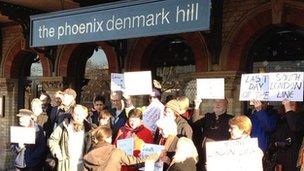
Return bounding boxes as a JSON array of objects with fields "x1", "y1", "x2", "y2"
[
  {"x1": 141, "y1": 144, "x2": 164, "y2": 171},
  {"x1": 206, "y1": 138, "x2": 263, "y2": 171},
  {"x1": 117, "y1": 138, "x2": 134, "y2": 156},
  {"x1": 111, "y1": 73, "x2": 125, "y2": 92},
  {"x1": 124, "y1": 71, "x2": 153, "y2": 96},
  {"x1": 239, "y1": 73, "x2": 269, "y2": 101},
  {"x1": 10, "y1": 126, "x2": 36, "y2": 144},
  {"x1": 196, "y1": 78, "x2": 225, "y2": 99},
  {"x1": 268, "y1": 72, "x2": 303, "y2": 101},
  {"x1": 239, "y1": 72, "x2": 304, "y2": 102},
  {"x1": 143, "y1": 101, "x2": 164, "y2": 133}
]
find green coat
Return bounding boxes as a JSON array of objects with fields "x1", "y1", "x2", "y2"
[{"x1": 48, "y1": 119, "x2": 92, "y2": 171}]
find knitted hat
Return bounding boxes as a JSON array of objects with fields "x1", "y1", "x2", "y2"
[{"x1": 165, "y1": 99, "x2": 183, "y2": 115}]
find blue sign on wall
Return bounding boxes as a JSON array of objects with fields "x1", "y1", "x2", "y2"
[{"x1": 30, "y1": 0, "x2": 211, "y2": 47}]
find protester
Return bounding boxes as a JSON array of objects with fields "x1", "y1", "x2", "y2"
[
  {"x1": 177, "y1": 96, "x2": 191, "y2": 120},
  {"x1": 89, "y1": 95, "x2": 107, "y2": 126},
  {"x1": 143, "y1": 88, "x2": 164, "y2": 134},
  {"x1": 110, "y1": 91, "x2": 128, "y2": 138},
  {"x1": 83, "y1": 126, "x2": 159, "y2": 171},
  {"x1": 191, "y1": 98, "x2": 233, "y2": 171},
  {"x1": 248, "y1": 100, "x2": 277, "y2": 152},
  {"x1": 39, "y1": 91, "x2": 53, "y2": 117},
  {"x1": 267, "y1": 100, "x2": 303, "y2": 171},
  {"x1": 53, "y1": 88, "x2": 77, "y2": 128},
  {"x1": 164, "y1": 99, "x2": 193, "y2": 139},
  {"x1": 49, "y1": 90, "x2": 64, "y2": 130},
  {"x1": 98, "y1": 109, "x2": 113, "y2": 127},
  {"x1": 114, "y1": 108, "x2": 154, "y2": 171},
  {"x1": 11, "y1": 109, "x2": 46, "y2": 170},
  {"x1": 165, "y1": 137, "x2": 198, "y2": 171},
  {"x1": 48, "y1": 104, "x2": 92, "y2": 171},
  {"x1": 156, "y1": 118, "x2": 179, "y2": 170}
]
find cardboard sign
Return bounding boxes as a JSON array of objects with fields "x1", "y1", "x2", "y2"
[
  {"x1": 239, "y1": 73, "x2": 269, "y2": 101},
  {"x1": 141, "y1": 144, "x2": 164, "y2": 171},
  {"x1": 206, "y1": 138, "x2": 263, "y2": 171},
  {"x1": 10, "y1": 126, "x2": 36, "y2": 144},
  {"x1": 268, "y1": 72, "x2": 303, "y2": 101},
  {"x1": 197, "y1": 78, "x2": 225, "y2": 99},
  {"x1": 111, "y1": 73, "x2": 125, "y2": 91},
  {"x1": 124, "y1": 71, "x2": 153, "y2": 96},
  {"x1": 239, "y1": 72, "x2": 304, "y2": 101},
  {"x1": 117, "y1": 138, "x2": 134, "y2": 156}
]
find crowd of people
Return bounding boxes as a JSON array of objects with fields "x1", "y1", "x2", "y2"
[{"x1": 10, "y1": 87, "x2": 304, "y2": 171}]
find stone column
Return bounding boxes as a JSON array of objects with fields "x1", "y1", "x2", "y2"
[{"x1": 0, "y1": 78, "x2": 18, "y2": 170}]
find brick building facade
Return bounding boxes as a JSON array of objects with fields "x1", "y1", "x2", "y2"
[{"x1": 0, "y1": 0, "x2": 304, "y2": 169}]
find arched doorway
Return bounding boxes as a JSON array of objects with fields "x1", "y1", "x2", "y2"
[
  {"x1": 81, "y1": 48, "x2": 110, "y2": 106},
  {"x1": 245, "y1": 26, "x2": 304, "y2": 109},
  {"x1": 59, "y1": 43, "x2": 114, "y2": 104}
]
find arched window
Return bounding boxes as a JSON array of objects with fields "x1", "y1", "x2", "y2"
[{"x1": 81, "y1": 48, "x2": 110, "y2": 104}]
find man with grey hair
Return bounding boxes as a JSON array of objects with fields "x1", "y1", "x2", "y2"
[{"x1": 110, "y1": 91, "x2": 128, "y2": 138}]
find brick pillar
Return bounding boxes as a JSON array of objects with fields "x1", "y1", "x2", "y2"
[{"x1": 0, "y1": 78, "x2": 18, "y2": 170}]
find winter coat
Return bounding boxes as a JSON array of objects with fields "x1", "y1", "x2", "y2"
[
  {"x1": 250, "y1": 109, "x2": 278, "y2": 152},
  {"x1": 83, "y1": 142, "x2": 151, "y2": 171},
  {"x1": 11, "y1": 123, "x2": 46, "y2": 169},
  {"x1": 176, "y1": 116, "x2": 193, "y2": 139},
  {"x1": 168, "y1": 158, "x2": 197, "y2": 171},
  {"x1": 111, "y1": 109, "x2": 128, "y2": 138},
  {"x1": 268, "y1": 111, "x2": 303, "y2": 171},
  {"x1": 47, "y1": 118, "x2": 92, "y2": 171}
]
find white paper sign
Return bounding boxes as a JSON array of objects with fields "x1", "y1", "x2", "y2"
[
  {"x1": 239, "y1": 72, "x2": 304, "y2": 101},
  {"x1": 143, "y1": 101, "x2": 164, "y2": 133},
  {"x1": 141, "y1": 144, "x2": 164, "y2": 171},
  {"x1": 206, "y1": 138, "x2": 263, "y2": 171},
  {"x1": 239, "y1": 73, "x2": 269, "y2": 101},
  {"x1": 124, "y1": 71, "x2": 153, "y2": 96},
  {"x1": 117, "y1": 138, "x2": 134, "y2": 156},
  {"x1": 10, "y1": 126, "x2": 36, "y2": 144},
  {"x1": 196, "y1": 78, "x2": 225, "y2": 99},
  {"x1": 268, "y1": 72, "x2": 303, "y2": 101},
  {"x1": 111, "y1": 73, "x2": 125, "y2": 91}
]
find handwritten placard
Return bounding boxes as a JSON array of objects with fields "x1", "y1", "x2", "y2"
[
  {"x1": 239, "y1": 73, "x2": 269, "y2": 101},
  {"x1": 206, "y1": 138, "x2": 263, "y2": 171},
  {"x1": 117, "y1": 138, "x2": 134, "y2": 156},
  {"x1": 124, "y1": 71, "x2": 153, "y2": 96},
  {"x1": 239, "y1": 72, "x2": 304, "y2": 101},
  {"x1": 268, "y1": 72, "x2": 303, "y2": 101},
  {"x1": 111, "y1": 73, "x2": 125, "y2": 92},
  {"x1": 197, "y1": 78, "x2": 225, "y2": 99},
  {"x1": 10, "y1": 126, "x2": 36, "y2": 144},
  {"x1": 141, "y1": 144, "x2": 164, "y2": 171},
  {"x1": 143, "y1": 101, "x2": 164, "y2": 133}
]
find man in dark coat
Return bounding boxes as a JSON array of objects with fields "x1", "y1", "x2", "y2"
[
  {"x1": 110, "y1": 91, "x2": 128, "y2": 139},
  {"x1": 191, "y1": 98, "x2": 233, "y2": 171}
]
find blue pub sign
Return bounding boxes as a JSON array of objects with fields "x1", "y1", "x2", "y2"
[{"x1": 30, "y1": 0, "x2": 211, "y2": 47}]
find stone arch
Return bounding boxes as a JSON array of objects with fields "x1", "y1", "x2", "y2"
[
  {"x1": 57, "y1": 42, "x2": 118, "y2": 76},
  {"x1": 126, "y1": 32, "x2": 210, "y2": 72},
  {"x1": 2, "y1": 37, "x2": 51, "y2": 78},
  {"x1": 220, "y1": 1, "x2": 304, "y2": 71}
]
